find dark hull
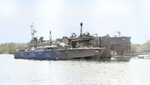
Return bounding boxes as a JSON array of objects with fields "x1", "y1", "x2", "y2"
[{"x1": 14, "y1": 48, "x2": 104, "y2": 60}]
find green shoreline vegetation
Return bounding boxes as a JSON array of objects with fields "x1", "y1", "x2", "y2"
[
  {"x1": 0, "y1": 38, "x2": 42, "y2": 54},
  {"x1": 1, "y1": 39, "x2": 150, "y2": 54},
  {"x1": 0, "y1": 43, "x2": 28, "y2": 54},
  {"x1": 131, "y1": 40, "x2": 150, "y2": 53}
]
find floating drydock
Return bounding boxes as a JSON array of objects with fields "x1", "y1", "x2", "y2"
[
  {"x1": 63, "y1": 34, "x2": 131, "y2": 58},
  {"x1": 100, "y1": 36, "x2": 131, "y2": 57}
]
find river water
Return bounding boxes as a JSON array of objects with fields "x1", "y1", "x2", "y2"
[{"x1": 0, "y1": 54, "x2": 150, "y2": 85}]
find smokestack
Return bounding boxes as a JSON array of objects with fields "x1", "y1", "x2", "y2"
[{"x1": 80, "y1": 22, "x2": 83, "y2": 37}]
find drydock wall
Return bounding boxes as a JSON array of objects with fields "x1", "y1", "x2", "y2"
[
  {"x1": 100, "y1": 36, "x2": 111, "y2": 57},
  {"x1": 100, "y1": 36, "x2": 131, "y2": 58},
  {"x1": 111, "y1": 37, "x2": 131, "y2": 55}
]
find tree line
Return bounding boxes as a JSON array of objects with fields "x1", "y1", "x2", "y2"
[
  {"x1": 0, "y1": 43, "x2": 28, "y2": 54},
  {"x1": 0, "y1": 38, "x2": 42, "y2": 54},
  {"x1": 1, "y1": 40, "x2": 150, "y2": 54},
  {"x1": 131, "y1": 40, "x2": 150, "y2": 53}
]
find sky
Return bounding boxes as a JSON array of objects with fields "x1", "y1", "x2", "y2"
[{"x1": 0, "y1": 0, "x2": 150, "y2": 44}]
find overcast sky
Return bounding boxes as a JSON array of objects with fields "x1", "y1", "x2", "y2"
[{"x1": 0, "y1": 0, "x2": 150, "y2": 44}]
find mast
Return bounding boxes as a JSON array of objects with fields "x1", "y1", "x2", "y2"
[
  {"x1": 49, "y1": 31, "x2": 52, "y2": 43},
  {"x1": 80, "y1": 22, "x2": 83, "y2": 37},
  {"x1": 31, "y1": 24, "x2": 34, "y2": 40},
  {"x1": 30, "y1": 24, "x2": 37, "y2": 40}
]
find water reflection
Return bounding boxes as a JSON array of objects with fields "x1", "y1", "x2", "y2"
[
  {"x1": 1, "y1": 54, "x2": 150, "y2": 85},
  {"x1": 130, "y1": 58, "x2": 150, "y2": 85},
  {"x1": 44, "y1": 60, "x2": 131, "y2": 85}
]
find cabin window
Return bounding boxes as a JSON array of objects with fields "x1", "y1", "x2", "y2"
[{"x1": 123, "y1": 39, "x2": 125, "y2": 40}]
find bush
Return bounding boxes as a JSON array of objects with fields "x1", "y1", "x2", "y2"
[
  {"x1": 0, "y1": 43, "x2": 27, "y2": 54},
  {"x1": 131, "y1": 40, "x2": 150, "y2": 53}
]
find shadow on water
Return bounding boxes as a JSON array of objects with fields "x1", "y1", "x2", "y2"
[
  {"x1": 53, "y1": 57, "x2": 132, "y2": 63},
  {"x1": 96, "y1": 57, "x2": 131, "y2": 62},
  {"x1": 14, "y1": 56, "x2": 132, "y2": 62}
]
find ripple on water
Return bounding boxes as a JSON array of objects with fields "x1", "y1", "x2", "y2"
[{"x1": 0, "y1": 55, "x2": 133, "y2": 85}]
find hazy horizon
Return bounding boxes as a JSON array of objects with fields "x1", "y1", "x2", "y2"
[{"x1": 1, "y1": 0, "x2": 150, "y2": 44}]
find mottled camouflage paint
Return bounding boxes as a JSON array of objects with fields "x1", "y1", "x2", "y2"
[{"x1": 14, "y1": 48, "x2": 104, "y2": 60}]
